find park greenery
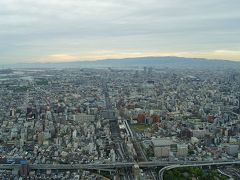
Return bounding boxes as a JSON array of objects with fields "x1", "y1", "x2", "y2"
[
  {"x1": 130, "y1": 124, "x2": 150, "y2": 132},
  {"x1": 164, "y1": 167, "x2": 228, "y2": 180}
]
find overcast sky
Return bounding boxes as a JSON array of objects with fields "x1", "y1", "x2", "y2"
[{"x1": 0, "y1": 0, "x2": 240, "y2": 64}]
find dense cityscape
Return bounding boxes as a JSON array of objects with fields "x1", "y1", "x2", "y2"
[
  {"x1": 1, "y1": 0, "x2": 240, "y2": 179},
  {"x1": 0, "y1": 66, "x2": 239, "y2": 179}
]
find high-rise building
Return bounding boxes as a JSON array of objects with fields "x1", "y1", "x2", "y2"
[
  {"x1": 10, "y1": 108, "x2": 16, "y2": 117},
  {"x1": 227, "y1": 144, "x2": 239, "y2": 156},
  {"x1": 148, "y1": 67, "x2": 153, "y2": 75},
  {"x1": 20, "y1": 160, "x2": 29, "y2": 177},
  {"x1": 110, "y1": 149, "x2": 116, "y2": 162},
  {"x1": 143, "y1": 67, "x2": 147, "y2": 75},
  {"x1": 72, "y1": 129, "x2": 77, "y2": 139},
  {"x1": 137, "y1": 112, "x2": 145, "y2": 123},
  {"x1": 133, "y1": 164, "x2": 141, "y2": 180},
  {"x1": 176, "y1": 144, "x2": 188, "y2": 157},
  {"x1": 238, "y1": 96, "x2": 240, "y2": 113},
  {"x1": 37, "y1": 132, "x2": 44, "y2": 145}
]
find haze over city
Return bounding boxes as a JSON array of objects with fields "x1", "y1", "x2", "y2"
[{"x1": 0, "y1": 0, "x2": 240, "y2": 64}]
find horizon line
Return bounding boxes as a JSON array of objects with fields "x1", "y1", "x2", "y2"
[{"x1": 2, "y1": 55, "x2": 240, "y2": 66}]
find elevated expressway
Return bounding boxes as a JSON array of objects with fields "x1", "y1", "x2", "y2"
[{"x1": 1, "y1": 160, "x2": 239, "y2": 170}]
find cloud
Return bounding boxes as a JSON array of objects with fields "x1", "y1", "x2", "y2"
[
  {"x1": 41, "y1": 54, "x2": 80, "y2": 62},
  {"x1": 0, "y1": 0, "x2": 240, "y2": 63},
  {"x1": 39, "y1": 49, "x2": 240, "y2": 63}
]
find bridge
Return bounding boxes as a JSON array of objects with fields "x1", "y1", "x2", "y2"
[{"x1": 1, "y1": 160, "x2": 240, "y2": 170}]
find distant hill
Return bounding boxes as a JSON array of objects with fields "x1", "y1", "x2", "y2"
[
  {"x1": 6, "y1": 56, "x2": 240, "y2": 69},
  {"x1": 94, "y1": 56, "x2": 239, "y2": 67}
]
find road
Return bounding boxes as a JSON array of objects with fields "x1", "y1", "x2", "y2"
[
  {"x1": 104, "y1": 80, "x2": 134, "y2": 180},
  {"x1": 158, "y1": 161, "x2": 240, "y2": 180},
  {"x1": 217, "y1": 169, "x2": 233, "y2": 179},
  {"x1": 218, "y1": 167, "x2": 240, "y2": 180},
  {"x1": 1, "y1": 160, "x2": 240, "y2": 170},
  {"x1": 124, "y1": 120, "x2": 156, "y2": 180}
]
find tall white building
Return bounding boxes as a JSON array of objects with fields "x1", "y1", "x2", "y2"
[{"x1": 110, "y1": 149, "x2": 116, "y2": 162}]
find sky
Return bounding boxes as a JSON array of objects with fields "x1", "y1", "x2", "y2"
[{"x1": 0, "y1": 0, "x2": 240, "y2": 64}]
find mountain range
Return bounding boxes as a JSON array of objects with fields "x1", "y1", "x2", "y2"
[{"x1": 4, "y1": 56, "x2": 240, "y2": 69}]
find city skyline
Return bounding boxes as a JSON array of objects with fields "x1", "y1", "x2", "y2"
[
  {"x1": 0, "y1": 0, "x2": 240, "y2": 64},
  {"x1": 0, "y1": 66, "x2": 240, "y2": 179}
]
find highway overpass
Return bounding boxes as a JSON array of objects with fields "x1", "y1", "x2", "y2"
[{"x1": 0, "y1": 160, "x2": 240, "y2": 170}]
